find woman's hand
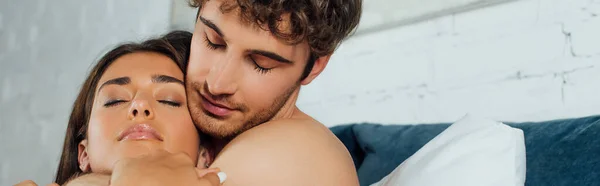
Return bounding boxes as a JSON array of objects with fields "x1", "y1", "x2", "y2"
[
  {"x1": 13, "y1": 180, "x2": 58, "y2": 186},
  {"x1": 110, "y1": 149, "x2": 226, "y2": 186},
  {"x1": 196, "y1": 167, "x2": 220, "y2": 177},
  {"x1": 14, "y1": 173, "x2": 109, "y2": 186},
  {"x1": 63, "y1": 173, "x2": 110, "y2": 186},
  {"x1": 197, "y1": 168, "x2": 227, "y2": 185}
]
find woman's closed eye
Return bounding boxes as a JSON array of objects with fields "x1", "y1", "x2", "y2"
[
  {"x1": 104, "y1": 99, "x2": 181, "y2": 107},
  {"x1": 104, "y1": 99, "x2": 128, "y2": 107},
  {"x1": 158, "y1": 100, "x2": 181, "y2": 107}
]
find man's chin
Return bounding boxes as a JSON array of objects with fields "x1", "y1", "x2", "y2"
[{"x1": 194, "y1": 116, "x2": 243, "y2": 139}]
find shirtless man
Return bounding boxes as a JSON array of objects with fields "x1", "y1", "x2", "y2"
[
  {"x1": 112, "y1": 0, "x2": 363, "y2": 185},
  {"x1": 20, "y1": 0, "x2": 363, "y2": 185}
]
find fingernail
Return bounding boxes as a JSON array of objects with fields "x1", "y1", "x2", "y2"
[{"x1": 217, "y1": 172, "x2": 227, "y2": 183}]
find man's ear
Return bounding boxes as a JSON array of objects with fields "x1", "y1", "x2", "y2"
[
  {"x1": 78, "y1": 139, "x2": 91, "y2": 172},
  {"x1": 300, "y1": 55, "x2": 331, "y2": 85}
]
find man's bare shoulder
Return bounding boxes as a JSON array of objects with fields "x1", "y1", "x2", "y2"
[
  {"x1": 211, "y1": 118, "x2": 359, "y2": 186},
  {"x1": 244, "y1": 117, "x2": 337, "y2": 142}
]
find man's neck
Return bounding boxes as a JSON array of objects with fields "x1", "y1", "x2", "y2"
[
  {"x1": 210, "y1": 106, "x2": 309, "y2": 156},
  {"x1": 271, "y1": 86, "x2": 302, "y2": 120},
  {"x1": 210, "y1": 138, "x2": 230, "y2": 159},
  {"x1": 209, "y1": 87, "x2": 308, "y2": 161}
]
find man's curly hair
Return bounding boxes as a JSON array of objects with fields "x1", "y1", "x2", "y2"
[{"x1": 189, "y1": 0, "x2": 362, "y2": 57}]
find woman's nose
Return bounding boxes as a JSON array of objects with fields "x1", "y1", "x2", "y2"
[{"x1": 127, "y1": 99, "x2": 154, "y2": 120}]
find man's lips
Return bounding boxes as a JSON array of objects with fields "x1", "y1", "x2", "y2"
[
  {"x1": 118, "y1": 124, "x2": 163, "y2": 141},
  {"x1": 199, "y1": 92, "x2": 235, "y2": 117}
]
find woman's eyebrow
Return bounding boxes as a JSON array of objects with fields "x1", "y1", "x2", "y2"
[
  {"x1": 99, "y1": 77, "x2": 130, "y2": 91},
  {"x1": 152, "y1": 74, "x2": 184, "y2": 86}
]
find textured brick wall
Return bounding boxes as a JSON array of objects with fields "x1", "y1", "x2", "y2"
[
  {"x1": 1, "y1": 0, "x2": 599, "y2": 184},
  {"x1": 0, "y1": 0, "x2": 172, "y2": 184},
  {"x1": 298, "y1": 0, "x2": 600, "y2": 126}
]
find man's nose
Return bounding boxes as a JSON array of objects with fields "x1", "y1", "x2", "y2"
[
  {"x1": 206, "y1": 54, "x2": 240, "y2": 95},
  {"x1": 127, "y1": 99, "x2": 154, "y2": 120}
]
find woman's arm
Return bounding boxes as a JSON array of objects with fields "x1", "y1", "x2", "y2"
[
  {"x1": 108, "y1": 150, "x2": 226, "y2": 186},
  {"x1": 63, "y1": 173, "x2": 110, "y2": 186},
  {"x1": 59, "y1": 170, "x2": 223, "y2": 186},
  {"x1": 13, "y1": 173, "x2": 109, "y2": 186},
  {"x1": 59, "y1": 169, "x2": 223, "y2": 186},
  {"x1": 13, "y1": 180, "x2": 58, "y2": 186}
]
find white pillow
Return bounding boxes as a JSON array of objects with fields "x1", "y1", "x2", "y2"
[{"x1": 371, "y1": 114, "x2": 526, "y2": 186}]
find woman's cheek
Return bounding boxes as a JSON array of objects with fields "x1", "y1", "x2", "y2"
[{"x1": 173, "y1": 112, "x2": 200, "y2": 159}]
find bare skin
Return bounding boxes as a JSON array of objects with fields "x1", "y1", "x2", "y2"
[
  {"x1": 13, "y1": 180, "x2": 59, "y2": 186},
  {"x1": 81, "y1": 53, "x2": 223, "y2": 186},
  {"x1": 21, "y1": 0, "x2": 359, "y2": 184},
  {"x1": 108, "y1": 0, "x2": 360, "y2": 185},
  {"x1": 211, "y1": 114, "x2": 359, "y2": 186},
  {"x1": 16, "y1": 53, "x2": 223, "y2": 186}
]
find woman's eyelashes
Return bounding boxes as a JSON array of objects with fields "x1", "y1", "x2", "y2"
[
  {"x1": 158, "y1": 100, "x2": 181, "y2": 107},
  {"x1": 102, "y1": 99, "x2": 181, "y2": 107},
  {"x1": 104, "y1": 99, "x2": 127, "y2": 107}
]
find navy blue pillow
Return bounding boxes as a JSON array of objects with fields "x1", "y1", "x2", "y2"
[
  {"x1": 331, "y1": 123, "x2": 450, "y2": 185},
  {"x1": 332, "y1": 115, "x2": 600, "y2": 186},
  {"x1": 508, "y1": 116, "x2": 600, "y2": 186}
]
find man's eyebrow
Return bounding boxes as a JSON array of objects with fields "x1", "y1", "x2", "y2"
[
  {"x1": 151, "y1": 75, "x2": 184, "y2": 86},
  {"x1": 199, "y1": 16, "x2": 224, "y2": 37},
  {"x1": 99, "y1": 77, "x2": 131, "y2": 91},
  {"x1": 248, "y1": 49, "x2": 293, "y2": 64},
  {"x1": 198, "y1": 16, "x2": 292, "y2": 64}
]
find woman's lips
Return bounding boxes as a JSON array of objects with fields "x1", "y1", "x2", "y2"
[{"x1": 118, "y1": 124, "x2": 163, "y2": 141}]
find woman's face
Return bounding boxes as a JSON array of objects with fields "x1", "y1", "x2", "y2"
[{"x1": 79, "y1": 52, "x2": 199, "y2": 173}]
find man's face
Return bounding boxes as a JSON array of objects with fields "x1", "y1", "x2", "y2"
[{"x1": 186, "y1": 0, "x2": 313, "y2": 138}]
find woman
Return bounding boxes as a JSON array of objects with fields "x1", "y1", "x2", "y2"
[{"x1": 16, "y1": 31, "x2": 225, "y2": 186}]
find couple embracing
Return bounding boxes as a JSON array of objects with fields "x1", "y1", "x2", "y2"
[{"x1": 18, "y1": 0, "x2": 362, "y2": 185}]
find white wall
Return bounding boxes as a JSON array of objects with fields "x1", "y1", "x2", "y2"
[
  {"x1": 357, "y1": 0, "x2": 514, "y2": 35},
  {"x1": 0, "y1": 0, "x2": 172, "y2": 185},
  {"x1": 298, "y1": 0, "x2": 600, "y2": 127},
  {"x1": 1, "y1": 0, "x2": 599, "y2": 184}
]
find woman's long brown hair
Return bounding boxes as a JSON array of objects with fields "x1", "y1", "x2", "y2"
[{"x1": 54, "y1": 31, "x2": 193, "y2": 185}]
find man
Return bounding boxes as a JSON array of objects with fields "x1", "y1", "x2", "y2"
[
  {"x1": 115, "y1": 0, "x2": 362, "y2": 185},
  {"x1": 131, "y1": 0, "x2": 360, "y2": 185},
  {"x1": 18, "y1": 0, "x2": 362, "y2": 185}
]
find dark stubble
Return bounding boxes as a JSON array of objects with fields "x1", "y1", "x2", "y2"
[{"x1": 187, "y1": 81, "x2": 299, "y2": 139}]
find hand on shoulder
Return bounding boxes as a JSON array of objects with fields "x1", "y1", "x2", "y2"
[
  {"x1": 110, "y1": 149, "x2": 225, "y2": 186},
  {"x1": 13, "y1": 180, "x2": 59, "y2": 186},
  {"x1": 63, "y1": 173, "x2": 110, "y2": 186}
]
